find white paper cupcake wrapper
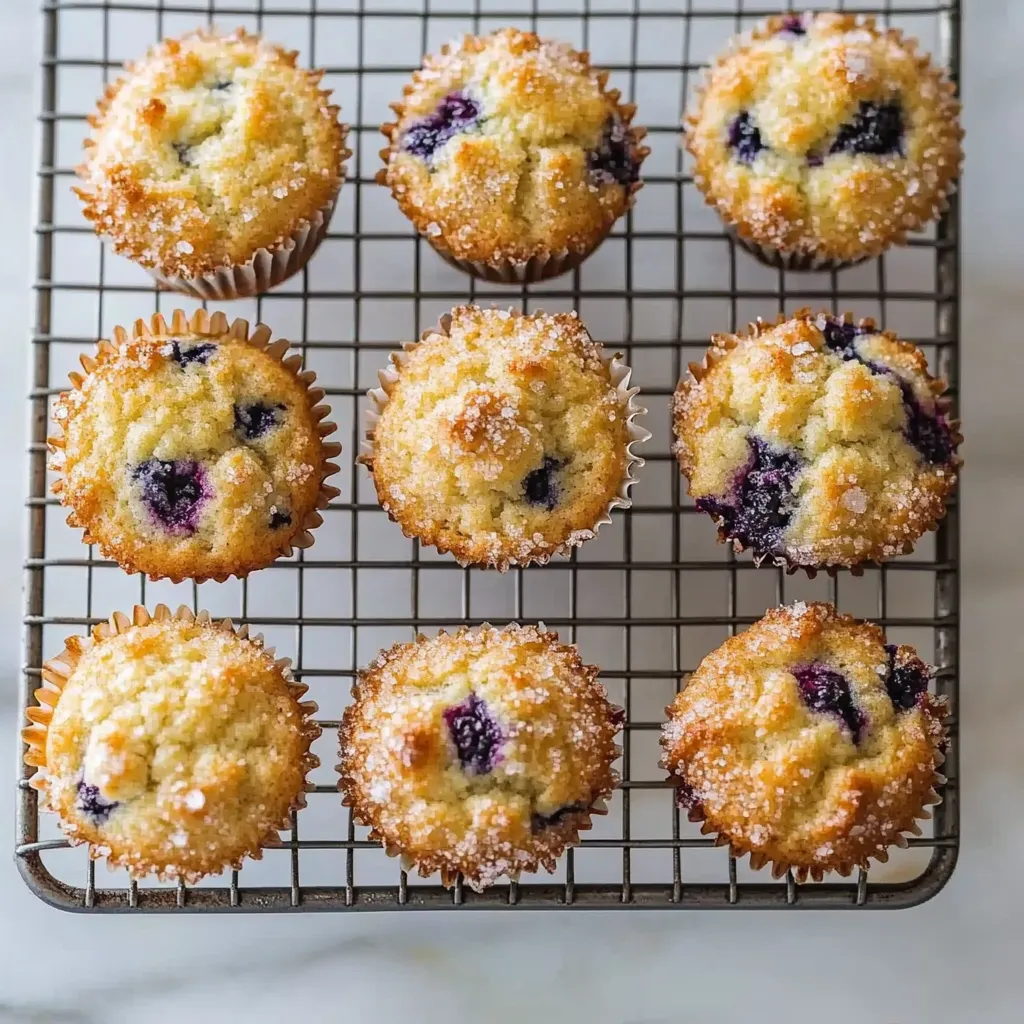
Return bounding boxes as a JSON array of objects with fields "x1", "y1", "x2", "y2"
[
  {"x1": 360, "y1": 309, "x2": 651, "y2": 569},
  {"x1": 150, "y1": 193, "x2": 339, "y2": 300}
]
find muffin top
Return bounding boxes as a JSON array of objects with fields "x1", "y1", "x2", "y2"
[
  {"x1": 685, "y1": 13, "x2": 962, "y2": 262},
  {"x1": 661, "y1": 602, "x2": 947, "y2": 880},
  {"x1": 380, "y1": 28, "x2": 647, "y2": 266},
  {"x1": 76, "y1": 28, "x2": 346, "y2": 277},
  {"x1": 339, "y1": 624, "x2": 622, "y2": 890},
  {"x1": 673, "y1": 310, "x2": 960, "y2": 570},
  {"x1": 51, "y1": 310, "x2": 340, "y2": 582},
  {"x1": 364, "y1": 305, "x2": 642, "y2": 569},
  {"x1": 27, "y1": 608, "x2": 318, "y2": 882}
]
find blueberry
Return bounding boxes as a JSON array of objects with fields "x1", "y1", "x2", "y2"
[
  {"x1": 728, "y1": 111, "x2": 765, "y2": 165},
  {"x1": 76, "y1": 779, "x2": 118, "y2": 823},
  {"x1": 883, "y1": 644, "x2": 930, "y2": 710},
  {"x1": 896, "y1": 380, "x2": 955, "y2": 465},
  {"x1": 234, "y1": 402, "x2": 284, "y2": 441},
  {"x1": 587, "y1": 119, "x2": 639, "y2": 187},
  {"x1": 402, "y1": 91, "x2": 481, "y2": 163},
  {"x1": 531, "y1": 802, "x2": 588, "y2": 832},
  {"x1": 778, "y1": 14, "x2": 806, "y2": 37},
  {"x1": 442, "y1": 693, "x2": 504, "y2": 776},
  {"x1": 172, "y1": 142, "x2": 196, "y2": 167},
  {"x1": 830, "y1": 101, "x2": 904, "y2": 157},
  {"x1": 820, "y1": 317, "x2": 864, "y2": 360},
  {"x1": 793, "y1": 663, "x2": 866, "y2": 742},
  {"x1": 697, "y1": 436, "x2": 802, "y2": 558},
  {"x1": 269, "y1": 509, "x2": 292, "y2": 529},
  {"x1": 818, "y1": 318, "x2": 955, "y2": 465},
  {"x1": 674, "y1": 779, "x2": 703, "y2": 814},
  {"x1": 169, "y1": 341, "x2": 217, "y2": 368},
  {"x1": 132, "y1": 458, "x2": 209, "y2": 535},
  {"x1": 522, "y1": 456, "x2": 563, "y2": 511}
]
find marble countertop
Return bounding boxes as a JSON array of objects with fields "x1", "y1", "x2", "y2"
[{"x1": 1, "y1": 2, "x2": 1022, "y2": 1021}]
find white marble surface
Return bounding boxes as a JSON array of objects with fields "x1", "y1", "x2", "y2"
[{"x1": 1, "y1": 2, "x2": 1023, "y2": 1021}]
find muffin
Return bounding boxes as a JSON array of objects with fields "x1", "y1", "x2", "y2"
[
  {"x1": 339, "y1": 624, "x2": 622, "y2": 890},
  {"x1": 76, "y1": 28, "x2": 348, "y2": 299},
  {"x1": 361, "y1": 305, "x2": 648, "y2": 569},
  {"x1": 49, "y1": 309, "x2": 341, "y2": 582},
  {"x1": 673, "y1": 310, "x2": 961, "y2": 573},
  {"x1": 378, "y1": 28, "x2": 649, "y2": 282},
  {"x1": 661, "y1": 602, "x2": 947, "y2": 881},
  {"x1": 685, "y1": 12, "x2": 962, "y2": 270},
  {"x1": 22, "y1": 604, "x2": 320, "y2": 883}
]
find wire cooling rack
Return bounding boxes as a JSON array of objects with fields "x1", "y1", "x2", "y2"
[{"x1": 18, "y1": 0, "x2": 960, "y2": 912}]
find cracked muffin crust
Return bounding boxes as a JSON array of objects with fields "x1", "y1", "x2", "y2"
[
  {"x1": 49, "y1": 309, "x2": 341, "y2": 582},
  {"x1": 76, "y1": 28, "x2": 347, "y2": 292},
  {"x1": 22, "y1": 605, "x2": 320, "y2": 883},
  {"x1": 685, "y1": 13, "x2": 962, "y2": 268},
  {"x1": 362, "y1": 305, "x2": 647, "y2": 569},
  {"x1": 673, "y1": 310, "x2": 961, "y2": 572},
  {"x1": 660, "y1": 602, "x2": 947, "y2": 881},
  {"x1": 378, "y1": 28, "x2": 648, "y2": 280},
  {"x1": 339, "y1": 624, "x2": 622, "y2": 890}
]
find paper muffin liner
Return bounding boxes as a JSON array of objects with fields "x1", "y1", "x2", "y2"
[
  {"x1": 47, "y1": 308, "x2": 342, "y2": 584},
  {"x1": 684, "y1": 17, "x2": 963, "y2": 275},
  {"x1": 728, "y1": 229, "x2": 870, "y2": 274},
  {"x1": 21, "y1": 604, "x2": 321, "y2": 884},
  {"x1": 377, "y1": 36, "x2": 650, "y2": 284},
  {"x1": 661, "y1": 723, "x2": 947, "y2": 884},
  {"x1": 674, "y1": 308, "x2": 963, "y2": 578},
  {"x1": 338, "y1": 623, "x2": 623, "y2": 891},
  {"x1": 149, "y1": 185, "x2": 343, "y2": 300},
  {"x1": 358, "y1": 308, "x2": 651, "y2": 570}
]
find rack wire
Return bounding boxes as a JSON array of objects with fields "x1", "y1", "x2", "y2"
[{"x1": 18, "y1": 0, "x2": 960, "y2": 911}]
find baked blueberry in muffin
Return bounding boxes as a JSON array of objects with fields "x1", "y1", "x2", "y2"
[
  {"x1": 361, "y1": 305, "x2": 648, "y2": 569},
  {"x1": 661, "y1": 602, "x2": 947, "y2": 880},
  {"x1": 22, "y1": 605, "x2": 320, "y2": 883},
  {"x1": 685, "y1": 13, "x2": 962, "y2": 269},
  {"x1": 673, "y1": 310, "x2": 961, "y2": 572},
  {"x1": 378, "y1": 28, "x2": 649, "y2": 282},
  {"x1": 339, "y1": 624, "x2": 622, "y2": 890},
  {"x1": 76, "y1": 28, "x2": 348, "y2": 298},
  {"x1": 49, "y1": 309, "x2": 341, "y2": 582}
]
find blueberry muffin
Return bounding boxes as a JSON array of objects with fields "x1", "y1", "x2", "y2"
[
  {"x1": 339, "y1": 624, "x2": 622, "y2": 890},
  {"x1": 362, "y1": 305, "x2": 648, "y2": 569},
  {"x1": 50, "y1": 309, "x2": 341, "y2": 582},
  {"x1": 685, "y1": 13, "x2": 962, "y2": 269},
  {"x1": 378, "y1": 28, "x2": 649, "y2": 282},
  {"x1": 661, "y1": 602, "x2": 947, "y2": 881},
  {"x1": 76, "y1": 28, "x2": 348, "y2": 298},
  {"x1": 673, "y1": 311, "x2": 960, "y2": 572},
  {"x1": 22, "y1": 605, "x2": 319, "y2": 882}
]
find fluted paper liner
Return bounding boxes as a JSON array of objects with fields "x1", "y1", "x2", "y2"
[
  {"x1": 674, "y1": 308, "x2": 963, "y2": 578},
  {"x1": 377, "y1": 35, "x2": 651, "y2": 284},
  {"x1": 359, "y1": 309, "x2": 651, "y2": 570},
  {"x1": 77, "y1": 29, "x2": 350, "y2": 300},
  {"x1": 21, "y1": 604, "x2": 321, "y2": 884},
  {"x1": 48, "y1": 308, "x2": 342, "y2": 584},
  {"x1": 338, "y1": 623, "x2": 622, "y2": 891}
]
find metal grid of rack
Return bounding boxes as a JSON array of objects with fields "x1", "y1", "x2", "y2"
[{"x1": 18, "y1": 0, "x2": 960, "y2": 911}]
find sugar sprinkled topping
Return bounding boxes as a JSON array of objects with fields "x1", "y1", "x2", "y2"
[
  {"x1": 367, "y1": 305, "x2": 633, "y2": 569},
  {"x1": 339, "y1": 624, "x2": 621, "y2": 891},
  {"x1": 661, "y1": 602, "x2": 947, "y2": 878},
  {"x1": 685, "y1": 13, "x2": 962, "y2": 262},
  {"x1": 675, "y1": 312, "x2": 959, "y2": 569}
]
